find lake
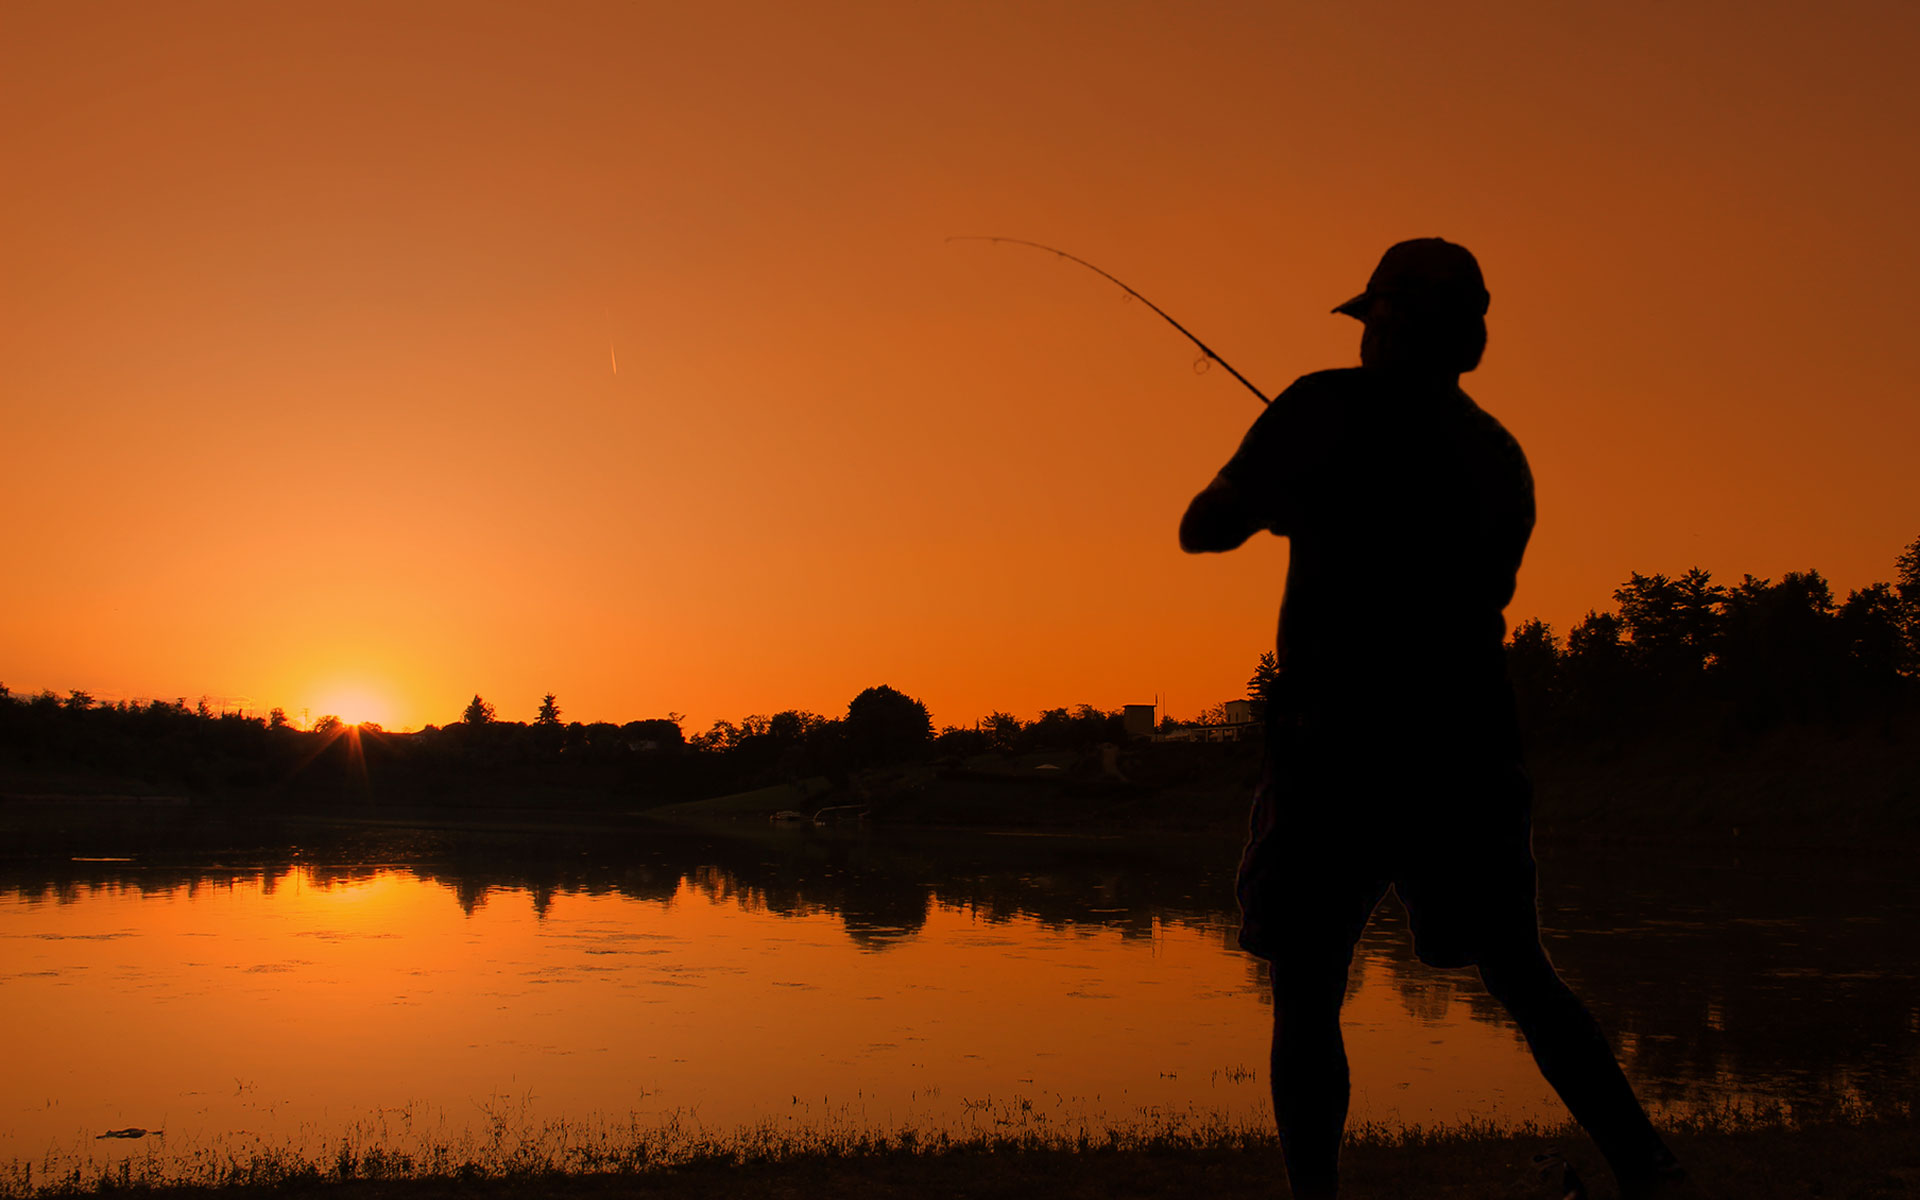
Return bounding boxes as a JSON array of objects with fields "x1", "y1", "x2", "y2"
[{"x1": 3, "y1": 818, "x2": 1915, "y2": 1179}]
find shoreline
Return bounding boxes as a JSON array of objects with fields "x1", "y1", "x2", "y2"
[
  {"x1": 4, "y1": 705, "x2": 1917, "y2": 851},
  {"x1": 7, "y1": 1111, "x2": 1915, "y2": 1199}
]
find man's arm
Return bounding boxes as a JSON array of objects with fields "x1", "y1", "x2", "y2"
[
  {"x1": 1182, "y1": 373, "x2": 1311, "y2": 553},
  {"x1": 1179, "y1": 473, "x2": 1262, "y2": 553}
]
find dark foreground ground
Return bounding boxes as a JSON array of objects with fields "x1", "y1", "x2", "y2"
[{"x1": 15, "y1": 1117, "x2": 1918, "y2": 1200}]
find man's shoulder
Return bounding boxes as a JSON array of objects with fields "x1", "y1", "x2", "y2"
[
  {"x1": 1219, "y1": 371, "x2": 1362, "y2": 484},
  {"x1": 1250, "y1": 369, "x2": 1371, "y2": 443},
  {"x1": 1457, "y1": 392, "x2": 1528, "y2": 456},
  {"x1": 1455, "y1": 393, "x2": 1533, "y2": 505},
  {"x1": 1273, "y1": 367, "x2": 1371, "y2": 407}
]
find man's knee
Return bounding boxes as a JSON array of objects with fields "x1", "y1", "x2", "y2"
[
  {"x1": 1476, "y1": 941, "x2": 1565, "y2": 1007},
  {"x1": 1271, "y1": 955, "x2": 1353, "y2": 1017}
]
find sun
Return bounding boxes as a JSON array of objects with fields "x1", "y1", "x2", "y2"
[{"x1": 308, "y1": 684, "x2": 394, "y2": 730}]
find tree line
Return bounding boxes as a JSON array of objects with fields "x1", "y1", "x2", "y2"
[
  {"x1": 3, "y1": 535, "x2": 1912, "y2": 801},
  {"x1": 1502, "y1": 536, "x2": 1919, "y2": 737},
  {"x1": 422, "y1": 686, "x2": 1132, "y2": 796}
]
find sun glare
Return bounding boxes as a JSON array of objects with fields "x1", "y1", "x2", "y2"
[{"x1": 308, "y1": 685, "x2": 393, "y2": 730}]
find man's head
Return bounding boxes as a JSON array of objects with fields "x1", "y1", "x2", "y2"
[{"x1": 1334, "y1": 238, "x2": 1490, "y2": 377}]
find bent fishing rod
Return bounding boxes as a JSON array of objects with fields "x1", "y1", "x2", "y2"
[{"x1": 947, "y1": 236, "x2": 1270, "y2": 405}]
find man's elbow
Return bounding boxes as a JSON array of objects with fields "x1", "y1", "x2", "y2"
[
  {"x1": 1178, "y1": 513, "x2": 1225, "y2": 553},
  {"x1": 1180, "y1": 490, "x2": 1257, "y2": 553},
  {"x1": 1180, "y1": 522, "x2": 1250, "y2": 554}
]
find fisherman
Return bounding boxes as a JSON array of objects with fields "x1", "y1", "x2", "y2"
[{"x1": 1180, "y1": 239, "x2": 1692, "y2": 1199}]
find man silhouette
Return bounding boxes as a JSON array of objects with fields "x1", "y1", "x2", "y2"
[{"x1": 1180, "y1": 240, "x2": 1689, "y2": 1199}]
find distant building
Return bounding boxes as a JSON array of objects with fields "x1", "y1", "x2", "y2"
[
  {"x1": 1122, "y1": 704, "x2": 1157, "y2": 740},
  {"x1": 1154, "y1": 697, "x2": 1264, "y2": 743}
]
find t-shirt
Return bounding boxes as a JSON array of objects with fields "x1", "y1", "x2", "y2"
[{"x1": 1216, "y1": 367, "x2": 1534, "y2": 726}]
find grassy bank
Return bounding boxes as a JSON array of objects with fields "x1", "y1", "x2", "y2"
[
  {"x1": 8, "y1": 1110, "x2": 1917, "y2": 1200},
  {"x1": 1525, "y1": 715, "x2": 1920, "y2": 847},
  {"x1": 639, "y1": 715, "x2": 1920, "y2": 849}
]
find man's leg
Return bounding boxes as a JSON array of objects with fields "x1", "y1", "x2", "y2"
[
  {"x1": 1270, "y1": 956, "x2": 1356, "y2": 1200},
  {"x1": 1477, "y1": 943, "x2": 1684, "y2": 1194}
]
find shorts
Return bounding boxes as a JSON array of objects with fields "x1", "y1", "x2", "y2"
[{"x1": 1235, "y1": 716, "x2": 1541, "y2": 972}]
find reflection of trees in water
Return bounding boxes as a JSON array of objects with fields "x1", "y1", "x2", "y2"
[
  {"x1": 6, "y1": 865, "x2": 309, "y2": 905},
  {"x1": 687, "y1": 862, "x2": 932, "y2": 949},
  {"x1": 1387, "y1": 968, "x2": 1462, "y2": 1026},
  {"x1": 1352, "y1": 848, "x2": 1920, "y2": 1111},
  {"x1": 5, "y1": 827, "x2": 1915, "y2": 1111},
  {"x1": 673, "y1": 832, "x2": 1241, "y2": 951},
  {"x1": 409, "y1": 853, "x2": 685, "y2": 918},
  {"x1": 2, "y1": 824, "x2": 1244, "y2": 954}
]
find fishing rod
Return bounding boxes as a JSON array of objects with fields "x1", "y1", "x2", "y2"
[{"x1": 947, "y1": 236, "x2": 1270, "y2": 405}]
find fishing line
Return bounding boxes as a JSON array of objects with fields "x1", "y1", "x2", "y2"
[{"x1": 947, "y1": 236, "x2": 1269, "y2": 405}]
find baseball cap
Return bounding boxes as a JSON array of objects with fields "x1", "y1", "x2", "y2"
[{"x1": 1332, "y1": 238, "x2": 1490, "y2": 321}]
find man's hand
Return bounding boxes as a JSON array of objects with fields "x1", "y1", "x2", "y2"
[{"x1": 1180, "y1": 474, "x2": 1261, "y2": 553}]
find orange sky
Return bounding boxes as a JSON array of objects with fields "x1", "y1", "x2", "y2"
[{"x1": 5, "y1": 2, "x2": 1917, "y2": 732}]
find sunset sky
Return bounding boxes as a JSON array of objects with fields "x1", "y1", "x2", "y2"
[{"x1": 5, "y1": 1, "x2": 1917, "y2": 732}]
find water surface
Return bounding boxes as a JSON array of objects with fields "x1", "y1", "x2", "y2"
[{"x1": 3, "y1": 823, "x2": 1914, "y2": 1174}]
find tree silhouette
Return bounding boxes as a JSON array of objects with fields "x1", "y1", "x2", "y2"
[
  {"x1": 982, "y1": 711, "x2": 1022, "y2": 753},
  {"x1": 1505, "y1": 618, "x2": 1559, "y2": 720},
  {"x1": 934, "y1": 723, "x2": 988, "y2": 756},
  {"x1": 623, "y1": 717, "x2": 686, "y2": 751},
  {"x1": 1896, "y1": 535, "x2": 1920, "y2": 673},
  {"x1": 1508, "y1": 550, "x2": 1919, "y2": 735},
  {"x1": 690, "y1": 717, "x2": 751, "y2": 753},
  {"x1": 1671, "y1": 568, "x2": 1726, "y2": 662},
  {"x1": 462, "y1": 694, "x2": 496, "y2": 726},
  {"x1": 1247, "y1": 651, "x2": 1280, "y2": 703},
  {"x1": 1718, "y1": 572, "x2": 1842, "y2": 724},
  {"x1": 1837, "y1": 582, "x2": 1908, "y2": 698},
  {"x1": 536, "y1": 694, "x2": 562, "y2": 726},
  {"x1": 844, "y1": 685, "x2": 932, "y2": 765},
  {"x1": 1562, "y1": 609, "x2": 1631, "y2": 720},
  {"x1": 1613, "y1": 568, "x2": 1724, "y2": 682},
  {"x1": 312, "y1": 714, "x2": 344, "y2": 734},
  {"x1": 267, "y1": 707, "x2": 289, "y2": 730},
  {"x1": 1896, "y1": 536, "x2": 1920, "y2": 607},
  {"x1": 1027, "y1": 706, "x2": 1072, "y2": 745},
  {"x1": 1566, "y1": 610, "x2": 1626, "y2": 664},
  {"x1": 766, "y1": 709, "x2": 828, "y2": 747}
]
